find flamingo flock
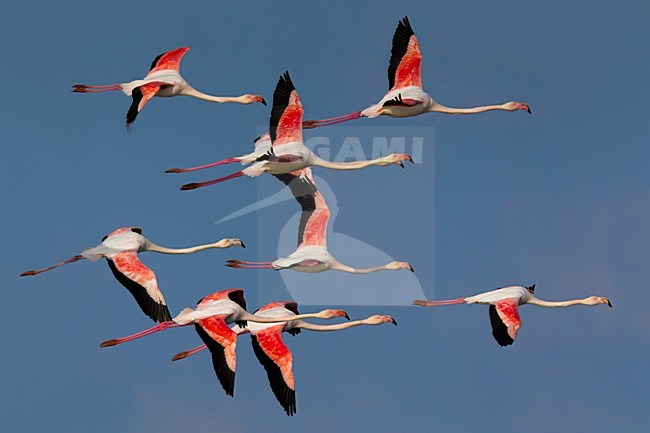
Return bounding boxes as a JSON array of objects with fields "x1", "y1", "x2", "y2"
[{"x1": 20, "y1": 16, "x2": 611, "y2": 417}]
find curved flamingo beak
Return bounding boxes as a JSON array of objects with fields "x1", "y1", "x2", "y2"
[
  {"x1": 255, "y1": 96, "x2": 267, "y2": 106},
  {"x1": 338, "y1": 310, "x2": 350, "y2": 320},
  {"x1": 389, "y1": 317, "x2": 398, "y2": 326},
  {"x1": 604, "y1": 298, "x2": 612, "y2": 308},
  {"x1": 518, "y1": 103, "x2": 531, "y2": 114}
]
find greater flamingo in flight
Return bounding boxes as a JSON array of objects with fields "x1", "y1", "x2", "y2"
[
  {"x1": 72, "y1": 46, "x2": 266, "y2": 130},
  {"x1": 172, "y1": 300, "x2": 396, "y2": 416},
  {"x1": 99, "y1": 289, "x2": 348, "y2": 397},
  {"x1": 20, "y1": 227, "x2": 244, "y2": 322},
  {"x1": 170, "y1": 71, "x2": 412, "y2": 191},
  {"x1": 303, "y1": 16, "x2": 530, "y2": 129},
  {"x1": 413, "y1": 284, "x2": 612, "y2": 346},
  {"x1": 226, "y1": 167, "x2": 413, "y2": 274}
]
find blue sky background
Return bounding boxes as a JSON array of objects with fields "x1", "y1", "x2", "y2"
[{"x1": 2, "y1": 1, "x2": 649, "y2": 432}]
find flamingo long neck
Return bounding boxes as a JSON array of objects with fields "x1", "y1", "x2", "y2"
[
  {"x1": 294, "y1": 319, "x2": 370, "y2": 332},
  {"x1": 330, "y1": 261, "x2": 390, "y2": 274},
  {"x1": 239, "y1": 310, "x2": 331, "y2": 323},
  {"x1": 145, "y1": 241, "x2": 224, "y2": 255},
  {"x1": 526, "y1": 297, "x2": 592, "y2": 308},
  {"x1": 416, "y1": 298, "x2": 466, "y2": 307},
  {"x1": 182, "y1": 87, "x2": 244, "y2": 104},
  {"x1": 429, "y1": 103, "x2": 510, "y2": 115},
  {"x1": 311, "y1": 155, "x2": 383, "y2": 170}
]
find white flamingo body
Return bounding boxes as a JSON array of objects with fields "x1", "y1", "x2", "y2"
[
  {"x1": 464, "y1": 285, "x2": 533, "y2": 305},
  {"x1": 243, "y1": 140, "x2": 315, "y2": 177},
  {"x1": 362, "y1": 86, "x2": 432, "y2": 118},
  {"x1": 271, "y1": 245, "x2": 335, "y2": 273},
  {"x1": 80, "y1": 229, "x2": 145, "y2": 261},
  {"x1": 173, "y1": 299, "x2": 243, "y2": 325},
  {"x1": 119, "y1": 70, "x2": 185, "y2": 97}
]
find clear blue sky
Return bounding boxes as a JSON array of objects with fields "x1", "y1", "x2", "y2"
[{"x1": 2, "y1": 1, "x2": 649, "y2": 432}]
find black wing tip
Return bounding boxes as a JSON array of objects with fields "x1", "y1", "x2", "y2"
[
  {"x1": 398, "y1": 16, "x2": 414, "y2": 35},
  {"x1": 149, "y1": 53, "x2": 165, "y2": 71},
  {"x1": 125, "y1": 87, "x2": 143, "y2": 130},
  {"x1": 284, "y1": 390, "x2": 297, "y2": 416},
  {"x1": 142, "y1": 298, "x2": 172, "y2": 323},
  {"x1": 388, "y1": 16, "x2": 417, "y2": 89},
  {"x1": 279, "y1": 70, "x2": 295, "y2": 92},
  {"x1": 270, "y1": 70, "x2": 298, "y2": 143},
  {"x1": 494, "y1": 334, "x2": 515, "y2": 347}
]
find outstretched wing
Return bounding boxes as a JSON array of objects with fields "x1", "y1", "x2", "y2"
[
  {"x1": 488, "y1": 298, "x2": 522, "y2": 347},
  {"x1": 194, "y1": 315, "x2": 238, "y2": 397},
  {"x1": 387, "y1": 16, "x2": 422, "y2": 90},
  {"x1": 269, "y1": 71, "x2": 303, "y2": 147},
  {"x1": 106, "y1": 251, "x2": 171, "y2": 323},
  {"x1": 250, "y1": 326, "x2": 296, "y2": 416},
  {"x1": 147, "y1": 46, "x2": 191, "y2": 75},
  {"x1": 273, "y1": 168, "x2": 329, "y2": 248}
]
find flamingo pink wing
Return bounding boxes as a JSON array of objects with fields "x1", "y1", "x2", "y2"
[
  {"x1": 107, "y1": 251, "x2": 171, "y2": 323},
  {"x1": 488, "y1": 298, "x2": 522, "y2": 347},
  {"x1": 269, "y1": 71, "x2": 303, "y2": 147},
  {"x1": 251, "y1": 325, "x2": 296, "y2": 416},
  {"x1": 147, "y1": 46, "x2": 190, "y2": 75},
  {"x1": 273, "y1": 168, "x2": 329, "y2": 248},
  {"x1": 388, "y1": 16, "x2": 423, "y2": 90},
  {"x1": 195, "y1": 315, "x2": 238, "y2": 397},
  {"x1": 126, "y1": 81, "x2": 165, "y2": 129}
]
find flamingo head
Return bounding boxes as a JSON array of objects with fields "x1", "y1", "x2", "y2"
[
  {"x1": 365, "y1": 315, "x2": 398, "y2": 326},
  {"x1": 505, "y1": 101, "x2": 531, "y2": 114},
  {"x1": 386, "y1": 261, "x2": 414, "y2": 272},
  {"x1": 244, "y1": 94, "x2": 267, "y2": 105},
  {"x1": 583, "y1": 296, "x2": 612, "y2": 307},
  {"x1": 319, "y1": 309, "x2": 350, "y2": 320},
  {"x1": 216, "y1": 238, "x2": 246, "y2": 248}
]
